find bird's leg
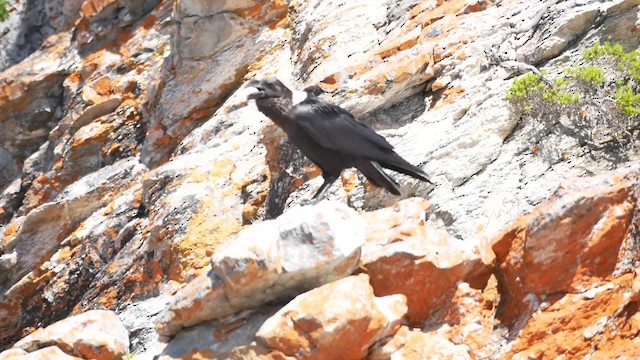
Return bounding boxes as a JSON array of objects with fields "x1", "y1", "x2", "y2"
[{"x1": 312, "y1": 175, "x2": 339, "y2": 201}]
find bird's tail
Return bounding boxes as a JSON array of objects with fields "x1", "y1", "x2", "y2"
[
  {"x1": 356, "y1": 160, "x2": 402, "y2": 195},
  {"x1": 378, "y1": 153, "x2": 433, "y2": 184}
]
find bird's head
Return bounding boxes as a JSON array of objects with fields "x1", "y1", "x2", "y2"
[
  {"x1": 245, "y1": 78, "x2": 292, "y2": 101},
  {"x1": 303, "y1": 85, "x2": 327, "y2": 97}
]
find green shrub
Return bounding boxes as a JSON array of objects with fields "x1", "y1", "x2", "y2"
[
  {"x1": 506, "y1": 73, "x2": 579, "y2": 106},
  {"x1": 565, "y1": 66, "x2": 605, "y2": 86},
  {"x1": 506, "y1": 73, "x2": 546, "y2": 100},
  {"x1": 507, "y1": 42, "x2": 640, "y2": 154},
  {"x1": 582, "y1": 42, "x2": 627, "y2": 61},
  {"x1": 542, "y1": 88, "x2": 580, "y2": 105},
  {"x1": 614, "y1": 84, "x2": 640, "y2": 116},
  {"x1": 583, "y1": 42, "x2": 640, "y2": 81},
  {"x1": 0, "y1": 0, "x2": 9, "y2": 22}
]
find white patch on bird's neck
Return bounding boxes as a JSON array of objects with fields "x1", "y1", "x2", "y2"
[{"x1": 292, "y1": 90, "x2": 309, "y2": 105}]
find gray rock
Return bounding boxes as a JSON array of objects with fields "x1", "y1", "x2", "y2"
[
  {"x1": 155, "y1": 201, "x2": 366, "y2": 336},
  {"x1": 0, "y1": 148, "x2": 19, "y2": 191},
  {"x1": 0, "y1": 33, "x2": 75, "y2": 165},
  {"x1": 153, "y1": 307, "x2": 279, "y2": 360},
  {"x1": 0, "y1": 0, "x2": 83, "y2": 71},
  {"x1": 0, "y1": 158, "x2": 145, "y2": 290},
  {"x1": 118, "y1": 295, "x2": 173, "y2": 355},
  {"x1": 290, "y1": 0, "x2": 387, "y2": 82},
  {"x1": 0, "y1": 178, "x2": 23, "y2": 226}
]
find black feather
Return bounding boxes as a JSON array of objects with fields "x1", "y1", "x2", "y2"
[{"x1": 246, "y1": 78, "x2": 433, "y2": 199}]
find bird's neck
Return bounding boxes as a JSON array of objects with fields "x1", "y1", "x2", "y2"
[{"x1": 256, "y1": 97, "x2": 297, "y2": 133}]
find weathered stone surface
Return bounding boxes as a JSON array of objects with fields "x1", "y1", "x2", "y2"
[
  {"x1": 141, "y1": 0, "x2": 288, "y2": 167},
  {"x1": 0, "y1": 163, "x2": 144, "y2": 348},
  {"x1": 3, "y1": 0, "x2": 640, "y2": 357},
  {"x1": 155, "y1": 201, "x2": 366, "y2": 336},
  {"x1": 0, "y1": 348, "x2": 28, "y2": 359},
  {"x1": 371, "y1": 326, "x2": 472, "y2": 360},
  {"x1": 362, "y1": 197, "x2": 491, "y2": 323},
  {"x1": 11, "y1": 310, "x2": 128, "y2": 360},
  {"x1": 491, "y1": 162, "x2": 639, "y2": 324},
  {"x1": 486, "y1": 163, "x2": 640, "y2": 358},
  {"x1": 140, "y1": 147, "x2": 258, "y2": 282},
  {"x1": 294, "y1": 0, "x2": 490, "y2": 117},
  {"x1": 0, "y1": 148, "x2": 19, "y2": 191},
  {"x1": 17, "y1": 12, "x2": 169, "y2": 217},
  {"x1": 173, "y1": 0, "x2": 287, "y2": 60},
  {"x1": 0, "y1": 0, "x2": 83, "y2": 70},
  {"x1": 0, "y1": 178, "x2": 22, "y2": 226},
  {"x1": 155, "y1": 306, "x2": 287, "y2": 360},
  {"x1": 0, "y1": 33, "x2": 74, "y2": 165},
  {"x1": 503, "y1": 273, "x2": 640, "y2": 359},
  {"x1": 518, "y1": 1, "x2": 630, "y2": 64},
  {"x1": 0, "y1": 346, "x2": 82, "y2": 360},
  {"x1": 256, "y1": 274, "x2": 406, "y2": 360},
  {"x1": 117, "y1": 295, "x2": 172, "y2": 355},
  {"x1": 1, "y1": 158, "x2": 145, "y2": 289},
  {"x1": 290, "y1": 0, "x2": 387, "y2": 84},
  {"x1": 370, "y1": 276, "x2": 501, "y2": 360},
  {"x1": 74, "y1": 0, "x2": 161, "y2": 52}
]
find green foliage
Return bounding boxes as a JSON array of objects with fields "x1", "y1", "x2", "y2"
[
  {"x1": 565, "y1": 66, "x2": 605, "y2": 86},
  {"x1": 506, "y1": 73, "x2": 579, "y2": 106},
  {"x1": 542, "y1": 88, "x2": 580, "y2": 105},
  {"x1": 507, "y1": 42, "x2": 640, "y2": 153},
  {"x1": 614, "y1": 84, "x2": 640, "y2": 116},
  {"x1": 582, "y1": 42, "x2": 627, "y2": 61},
  {"x1": 553, "y1": 77, "x2": 567, "y2": 87},
  {"x1": 505, "y1": 73, "x2": 545, "y2": 100},
  {"x1": 0, "y1": 0, "x2": 9, "y2": 22},
  {"x1": 509, "y1": 42, "x2": 640, "y2": 116},
  {"x1": 583, "y1": 41, "x2": 640, "y2": 81}
]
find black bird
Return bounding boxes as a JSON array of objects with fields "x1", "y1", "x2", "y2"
[{"x1": 246, "y1": 78, "x2": 432, "y2": 200}]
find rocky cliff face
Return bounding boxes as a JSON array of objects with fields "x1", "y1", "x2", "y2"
[{"x1": 1, "y1": 0, "x2": 640, "y2": 359}]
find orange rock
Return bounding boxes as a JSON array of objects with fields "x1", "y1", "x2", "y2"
[
  {"x1": 234, "y1": 0, "x2": 288, "y2": 29},
  {"x1": 0, "y1": 33, "x2": 71, "y2": 117},
  {"x1": 256, "y1": 274, "x2": 407, "y2": 360},
  {"x1": 91, "y1": 76, "x2": 114, "y2": 96},
  {"x1": 16, "y1": 174, "x2": 62, "y2": 216},
  {"x1": 504, "y1": 274, "x2": 639, "y2": 359},
  {"x1": 444, "y1": 278, "x2": 501, "y2": 359},
  {"x1": 80, "y1": 0, "x2": 117, "y2": 18},
  {"x1": 361, "y1": 198, "x2": 491, "y2": 324},
  {"x1": 82, "y1": 83, "x2": 114, "y2": 105},
  {"x1": 70, "y1": 121, "x2": 114, "y2": 148},
  {"x1": 0, "y1": 346, "x2": 82, "y2": 359},
  {"x1": 491, "y1": 175, "x2": 636, "y2": 324},
  {"x1": 371, "y1": 326, "x2": 472, "y2": 360},
  {"x1": 371, "y1": 274, "x2": 500, "y2": 360},
  {"x1": 13, "y1": 310, "x2": 128, "y2": 360}
]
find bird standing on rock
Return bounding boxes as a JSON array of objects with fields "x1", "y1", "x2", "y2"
[{"x1": 246, "y1": 77, "x2": 432, "y2": 200}]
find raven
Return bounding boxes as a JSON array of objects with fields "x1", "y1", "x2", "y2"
[{"x1": 246, "y1": 78, "x2": 432, "y2": 200}]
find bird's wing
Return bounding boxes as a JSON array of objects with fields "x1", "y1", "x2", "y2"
[{"x1": 294, "y1": 100, "x2": 394, "y2": 158}]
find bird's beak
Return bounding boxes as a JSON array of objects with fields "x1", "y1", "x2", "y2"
[
  {"x1": 245, "y1": 80, "x2": 260, "y2": 88},
  {"x1": 245, "y1": 80, "x2": 263, "y2": 100}
]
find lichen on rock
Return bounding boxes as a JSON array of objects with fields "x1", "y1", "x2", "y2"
[{"x1": 2, "y1": 0, "x2": 640, "y2": 359}]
